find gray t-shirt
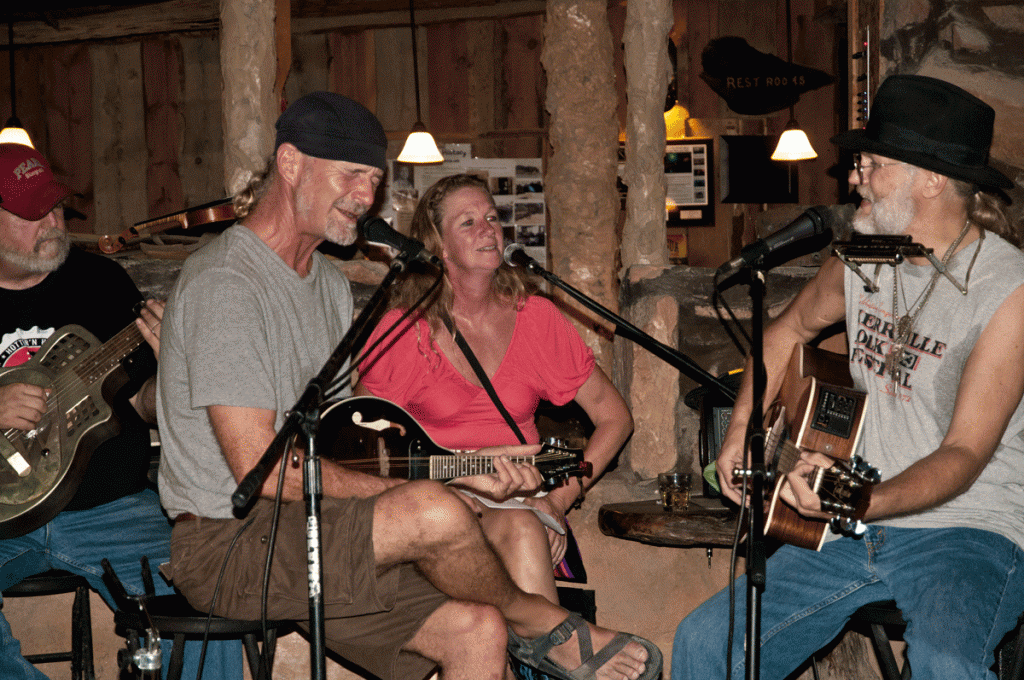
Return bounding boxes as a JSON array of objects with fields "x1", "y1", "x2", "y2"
[
  {"x1": 844, "y1": 231, "x2": 1024, "y2": 549},
  {"x1": 157, "y1": 224, "x2": 353, "y2": 519}
]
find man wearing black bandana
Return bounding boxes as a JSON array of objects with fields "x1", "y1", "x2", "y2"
[
  {"x1": 158, "y1": 92, "x2": 661, "y2": 680},
  {"x1": 674, "y1": 75, "x2": 1024, "y2": 679}
]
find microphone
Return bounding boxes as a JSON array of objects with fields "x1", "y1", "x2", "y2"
[
  {"x1": 359, "y1": 215, "x2": 442, "y2": 268},
  {"x1": 503, "y1": 243, "x2": 541, "y2": 273},
  {"x1": 715, "y1": 205, "x2": 835, "y2": 283}
]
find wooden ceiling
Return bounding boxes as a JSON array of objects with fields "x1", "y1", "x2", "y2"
[
  {"x1": 9, "y1": 0, "x2": 535, "y2": 24},
  {"x1": 6, "y1": 0, "x2": 548, "y2": 44}
]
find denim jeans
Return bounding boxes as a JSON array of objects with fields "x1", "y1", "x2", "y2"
[
  {"x1": 673, "y1": 526, "x2": 1024, "y2": 680},
  {"x1": 0, "y1": 488, "x2": 242, "y2": 680}
]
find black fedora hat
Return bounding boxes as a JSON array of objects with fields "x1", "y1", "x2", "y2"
[{"x1": 831, "y1": 74, "x2": 1013, "y2": 190}]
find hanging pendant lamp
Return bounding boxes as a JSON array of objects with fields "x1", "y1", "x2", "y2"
[
  {"x1": 771, "y1": 0, "x2": 815, "y2": 161},
  {"x1": 1, "y1": 18, "x2": 33, "y2": 148},
  {"x1": 772, "y1": 115, "x2": 817, "y2": 161},
  {"x1": 396, "y1": 0, "x2": 443, "y2": 164}
]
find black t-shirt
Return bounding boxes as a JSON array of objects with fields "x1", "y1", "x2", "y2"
[{"x1": 0, "y1": 247, "x2": 156, "y2": 511}]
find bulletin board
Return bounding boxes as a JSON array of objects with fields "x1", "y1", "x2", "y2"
[
  {"x1": 381, "y1": 144, "x2": 547, "y2": 266},
  {"x1": 665, "y1": 139, "x2": 714, "y2": 227}
]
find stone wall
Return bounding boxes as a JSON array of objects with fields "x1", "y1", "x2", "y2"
[{"x1": 878, "y1": 0, "x2": 1024, "y2": 226}]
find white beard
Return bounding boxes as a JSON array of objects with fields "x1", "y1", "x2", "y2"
[
  {"x1": 0, "y1": 228, "x2": 70, "y2": 274},
  {"x1": 852, "y1": 176, "x2": 915, "y2": 236}
]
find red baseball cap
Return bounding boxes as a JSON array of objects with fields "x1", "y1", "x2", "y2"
[{"x1": 0, "y1": 143, "x2": 73, "y2": 221}]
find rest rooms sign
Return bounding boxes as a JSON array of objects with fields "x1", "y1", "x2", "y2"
[{"x1": 700, "y1": 36, "x2": 834, "y2": 115}]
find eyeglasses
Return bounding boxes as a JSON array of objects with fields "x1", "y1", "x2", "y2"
[{"x1": 853, "y1": 154, "x2": 905, "y2": 182}]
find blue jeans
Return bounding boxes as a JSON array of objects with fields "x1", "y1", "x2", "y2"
[
  {"x1": 0, "y1": 489, "x2": 242, "y2": 680},
  {"x1": 673, "y1": 526, "x2": 1024, "y2": 680}
]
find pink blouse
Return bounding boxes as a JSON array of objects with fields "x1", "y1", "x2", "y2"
[{"x1": 358, "y1": 296, "x2": 595, "y2": 449}]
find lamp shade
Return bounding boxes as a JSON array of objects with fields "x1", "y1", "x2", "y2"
[
  {"x1": 397, "y1": 122, "x2": 444, "y2": 164},
  {"x1": 0, "y1": 117, "x2": 34, "y2": 148},
  {"x1": 771, "y1": 121, "x2": 817, "y2": 161}
]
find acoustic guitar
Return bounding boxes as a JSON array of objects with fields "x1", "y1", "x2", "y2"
[
  {"x1": 315, "y1": 396, "x2": 592, "y2": 487},
  {"x1": 758, "y1": 344, "x2": 879, "y2": 550},
  {"x1": 0, "y1": 321, "x2": 147, "y2": 539}
]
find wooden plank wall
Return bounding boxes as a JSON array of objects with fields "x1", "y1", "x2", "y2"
[
  {"x1": 2, "y1": 0, "x2": 842, "y2": 265},
  {"x1": 3, "y1": 10, "x2": 547, "y2": 236}
]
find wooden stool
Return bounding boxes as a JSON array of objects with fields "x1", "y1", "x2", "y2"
[
  {"x1": 2, "y1": 569, "x2": 95, "y2": 680},
  {"x1": 113, "y1": 593, "x2": 288, "y2": 680},
  {"x1": 102, "y1": 556, "x2": 287, "y2": 680},
  {"x1": 812, "y1": 600, "x2": 1024, "y2": 680}
]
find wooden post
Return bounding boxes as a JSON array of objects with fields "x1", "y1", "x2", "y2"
[
  {"x1": 541, "y1": 0, "x2": 619, "y2": 367},
  {"x1": 220, "y1": 0, "x2": 279, "y2": 194},
  {"x1": 618, "y1": 0, "x2": 678, "y2": 478},
  {"x1": 621, "y1": 0, "x2": 672, "y2": 270}
]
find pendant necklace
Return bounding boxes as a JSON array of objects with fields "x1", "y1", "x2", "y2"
[{"x1": 884, "y1": 220, "x2": 977, "y2": 382}]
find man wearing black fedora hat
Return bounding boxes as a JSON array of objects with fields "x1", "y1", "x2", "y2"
[
  {"x1": 673, "y1": 74, "x2": 1024, "y2": 679},
  {"x1": 157, "y1": 92, "x2": 661, "y2": 680}
]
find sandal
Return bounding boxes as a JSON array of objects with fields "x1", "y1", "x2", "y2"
[{"x1": 507, "y1": 613, "x2": 663, "y2": 680}]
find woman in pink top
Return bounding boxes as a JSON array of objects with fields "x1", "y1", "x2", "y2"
[{"x1": 357, "y1": 174, "x2": 633, "y2": 605}]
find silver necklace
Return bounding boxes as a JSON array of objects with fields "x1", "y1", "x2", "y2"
[{"x1": 884, "y1": 220, "x2": 972, "y2": 382}]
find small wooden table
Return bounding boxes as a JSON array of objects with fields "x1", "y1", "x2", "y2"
[{"x1": 598, "y1": 496, "x2": 740, "y2": 548}]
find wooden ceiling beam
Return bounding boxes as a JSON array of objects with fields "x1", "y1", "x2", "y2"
[
  {"x1": 9, "y1": 0, "x2": 220, "y2": 46},
  {"x1": 293, "y1": 1, "x2": 546, "y2": 32},
  {"x1": 6, "y1": 0, "x2": 547, "y2": 46}
]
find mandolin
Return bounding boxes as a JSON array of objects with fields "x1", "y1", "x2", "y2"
[{"x1": 315, "y1": 396, "x2": 591, "y2": 487}]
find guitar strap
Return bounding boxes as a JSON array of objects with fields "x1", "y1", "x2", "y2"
[
  {"x1": 442, "y1": 315, "x2": 527, "y2": 444},
  {"x1": 441, "y1": 313, "x2": 587, "y2": 584}
]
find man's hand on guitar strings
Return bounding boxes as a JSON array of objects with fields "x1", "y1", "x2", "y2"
[
  {"x1": 0, "y1": 383, "x2": 49, "y2": 431},
  {"x1": 447, "y1": 446, "x2": 543, "y2": 502},
  {"x1": 779, "y1": 451, "x2": 836, "y2": 520}
]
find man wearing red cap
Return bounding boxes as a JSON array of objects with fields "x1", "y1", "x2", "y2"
[
  {"x1": 0, "y1": 143, "x2": 240, "y2": 680},
  {"x1": 673, "y1": 75, "x2": 1024, "y2": 679}
]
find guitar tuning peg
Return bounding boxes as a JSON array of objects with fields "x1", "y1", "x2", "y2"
[{"x1": 543, "y1": 436, "x2": 570, "y2": 450}]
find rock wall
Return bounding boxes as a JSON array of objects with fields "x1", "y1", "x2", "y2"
[{"x1": 879, "y1": 0, "x2": 1024, "y2": 231}]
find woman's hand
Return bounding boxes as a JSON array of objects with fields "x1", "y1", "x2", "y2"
[{"x1": 523, "y1": 494, "x2": 568, "y2": 565}]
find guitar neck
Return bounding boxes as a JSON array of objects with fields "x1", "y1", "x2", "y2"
[
  {"x1": 428, "y1": 454, "x2": 534, "y2": 482},
  {"x1": 71, "y1": 322, "x2": 146, "y2": 386}
]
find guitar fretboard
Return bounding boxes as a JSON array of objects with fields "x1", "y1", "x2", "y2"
[
  {"x1": 70, "y1": 323, "x2": 145, "y2": 386},
  {"x1": 428, "y1": 455, "x2": 535, "y2": 481}
]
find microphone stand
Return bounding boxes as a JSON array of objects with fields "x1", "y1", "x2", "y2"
[
  {"x1": 516, "y1": 259, "x2": 737, "y2": 401},
  {"x1": 231, "y1": 248, "x2": 418, "y2": 680},
  {"x1": 729, "y1": 266, "x2": 768, "y2": 680}
]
